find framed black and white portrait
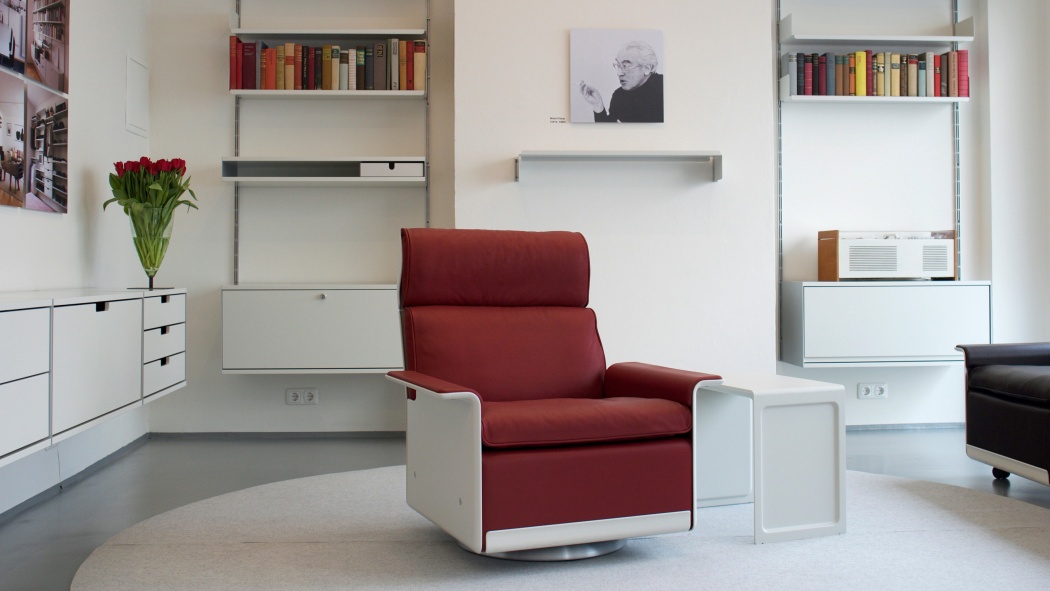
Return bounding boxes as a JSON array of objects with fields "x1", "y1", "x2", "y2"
[{"x1": 570, "y1": 29, "x2": 664, "y2": 124}]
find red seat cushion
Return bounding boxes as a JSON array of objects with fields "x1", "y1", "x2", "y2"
[{"x1": 481, "y1": 397, "x2": 691, "y2": 449}]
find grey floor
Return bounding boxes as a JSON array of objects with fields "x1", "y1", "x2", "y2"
[{"x1": 3, "y1": 428, "x2": 1050, "y2": 591}]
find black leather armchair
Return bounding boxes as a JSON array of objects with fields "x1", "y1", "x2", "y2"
[{"x1": 957, "y1": 343, "x2": 1050, "y2": 484}]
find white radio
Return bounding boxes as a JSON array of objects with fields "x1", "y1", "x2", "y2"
[{"x1": 817, "y1": 230, "x2": 956, "y2": 281}]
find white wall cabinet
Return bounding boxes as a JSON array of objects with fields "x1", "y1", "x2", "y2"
[
  {"x1": 781, "y1": 281, "x2": 990, "y2": 367},
  {"x1": 0, "y1": 302, "x2": 52, "y2": 458},
  {"x1": 222, "y1": 285, "x2": 402, "y2": 373},
  {"x1": 0, "y1": 288, "x2": 187, "y2": 464}
]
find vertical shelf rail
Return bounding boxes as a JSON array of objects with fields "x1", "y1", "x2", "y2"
[{"x1": 952, "y1": 0, "x2": 963, "y2": 280}]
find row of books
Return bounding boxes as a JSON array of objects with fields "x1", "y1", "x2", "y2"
[
  {"x1": 781, "y1": 50, "x2": 969, "y2": 98},
  {"x1": 229, "y1": 38, "x2": 426, "y2": 92}
]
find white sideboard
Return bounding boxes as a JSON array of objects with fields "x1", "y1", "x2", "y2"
[
  {"x1": 0, "y1": 288, "x2": 187, "y2": 465},
  {"x1": 221, "y1": 284, "x2": 403, "y2": 374},
  {"x1": 781, "y1": 281, "x2": 991, "y2": 367}
]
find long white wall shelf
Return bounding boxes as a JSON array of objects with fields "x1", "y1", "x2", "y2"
[
  {"x1": 222, "y1": 157, "x2": 426, "y2": 187},
  {"x1": 514, "y1": 150, "x2": 722, "y2": 182},
  {"x1": 231, "y1": 28, "x2": 426, "y2": 39},
  {"x1": 778, "y1": 76, "x2": 970, "y2": 103},
  {"x1": 779, "y1": 15, "x2": 975, "y2": 47},
  {"x1": 231, "y1": 89, "x2": 425, "y2": 100}
]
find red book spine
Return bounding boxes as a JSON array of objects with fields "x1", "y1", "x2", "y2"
[
  {"x1": 803, "y1": 54, "x2": 813, "y2": 95},
  {"x1": 933, "y1": 54, "x2": 941, "y2": 97},
  {"x1": 294, "y1": 44, "x2": 303, "y2": 90},
  {"x1": 957, "y1": 49, "x2": 969, "y2": 98},
  {"x1": 307, "y1": 46, "x2": 315, "y2": 90},
  {"x1": 241, "y1": 42, "x2": 256, "y2": 90},
  {"x1": 865, "y1": 50, "x2": 874, "y2": 96}
]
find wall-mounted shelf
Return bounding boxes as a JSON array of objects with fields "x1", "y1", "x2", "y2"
[
  {"x1": 231, "y1": 28, "x2": 426, "y2": 40},
  {"x1": 779, "y1": 14, "x2": 975, "y2": 47},
  {"x1": 231, "y1": 89, "x2": 425, "y2": 100},
  {"x1": 221, "y1": 157, "x2": 426, "y2": 187},
  {"x1": 778, "y1": 76, "x2": 970, "y2": 103},
  {"x1": 514, "y1": 150, "x2": 722, "y2": 182}
]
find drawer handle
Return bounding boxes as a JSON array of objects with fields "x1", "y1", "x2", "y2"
[
  {"x1": 160, "y1": 357, "x2": 170, "y2": 366},
  {"x1": 161, "y1": 295, "x2": 170, "y2": 304},
  {"x1": 320, "y1": 293, "x2": 327, "y2": 300},
  {"x1": 160, "y1": 326, "x2": 170, "y2": 335},
  {"x1": 95, "y1": 302, "x2": 109, "y2": 312}
]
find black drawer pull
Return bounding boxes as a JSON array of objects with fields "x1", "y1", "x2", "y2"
[
  {"x1": 160, "y1": 357, "x2": 170, "y2": 366},
  {"x1": 95, "y1": 302, "x2": 109, "y2": 312},
  {"x1": 161, "y1": 295, "x2": 170, "y2": 304},
  {"x1": 160, "y1": 326, "x2": 170, "y2": 335}
]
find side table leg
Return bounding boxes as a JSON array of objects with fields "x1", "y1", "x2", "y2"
[{"x1": 752, "y1": 393, "x2": 846, "y2": 543}]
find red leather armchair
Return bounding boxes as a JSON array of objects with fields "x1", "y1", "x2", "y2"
[{"x1": 387, "y1": 228, "x2": 721, "y2": 559}]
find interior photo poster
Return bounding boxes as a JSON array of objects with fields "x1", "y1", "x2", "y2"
[{"x1": 570, "y1": 28, "x2": 664, "y2": 124}]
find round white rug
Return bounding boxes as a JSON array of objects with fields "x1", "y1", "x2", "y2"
[{"x1": 71, "y1": 466, "x2": 1050, "y2": 590}]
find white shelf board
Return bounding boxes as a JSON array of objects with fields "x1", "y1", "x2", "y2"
[
  {"x1": 779, "y1": 15, "x2": 975, "y2": 47},
  {"x1": 221, "y1": 157, "x2": 426, "y2": 187},
  {"x1": 221, "y1": 367, "x2": 403, "y2": 375},
  {"x1": 515, "y1": 150, "x2": 722, "y2": 182},
  {"x1": 222, "y1": 176, "x2": 426, "y2": 187},
  {"x1": 222, "y1": 283, "x2": 397, "y2": 291},
  {"x1": 231, "y1": 28, "x2": 426, "y2": 38},
  {"x1": 231, "y1": 89, "x2": 425, "y2": 100},
  {"x1": 779, "y1": 76, "x2": 969, "y2": 103}
]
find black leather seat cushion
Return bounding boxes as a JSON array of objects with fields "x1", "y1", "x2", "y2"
[{"x1": 969, "y1": 365, "x2": 1050, "y2": 406}]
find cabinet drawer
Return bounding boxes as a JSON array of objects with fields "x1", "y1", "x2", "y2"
[
  {"x1": 0, "y1": 307, "x2": 50, "y2": 384},
  {"x1": 144, "y1": 293, "x2": 186, "y2": 330},
  {"x1": 144, "y1": 323, "x2": 186, "y2": 363},
  {"x1": 144, "y1": 352, "x2": 186, "y2": 396},
  {"x1": 52, "y1": 298, "x2": 143, "y2": 433},
  {"x1": 0, "y1": 373, "x2": 50, "y2": 456},
  {"x1": 781, "y1": 282, "x2": 991, "y2": 367},
  {"x1": 222, "y1": 287, "x2": 403, "y2": 371}
]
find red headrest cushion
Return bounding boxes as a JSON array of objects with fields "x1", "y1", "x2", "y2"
[{"x1": 399, "y1": 228, "x2": 590, "y2": 308}]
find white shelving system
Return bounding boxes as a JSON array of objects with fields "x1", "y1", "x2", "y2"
[
  {"x1": 776, "y1": 1, "x2": 988, "y2": 368},
  {"x1": 222, "y1": 1, "x2": 429, "y2": 374}
]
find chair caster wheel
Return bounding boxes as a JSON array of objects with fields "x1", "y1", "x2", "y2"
[{"x1": 992, "y1": 468, "x2": 1011, "y2": 480}]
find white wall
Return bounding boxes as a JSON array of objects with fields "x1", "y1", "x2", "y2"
[
  {"x1": 985, "y1": 0, "x2": 1050, "y2": 342},
  {"x1": 452, "y1": 0, "x2": 778, "y2": 375}
]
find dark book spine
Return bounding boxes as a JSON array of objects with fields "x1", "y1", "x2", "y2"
[
  {"x1": 817, "y1": 53, "x2": 826, "y2": 95},
  {"x1": 796, "y1": 52, "x2": 805, "y2": 95}
]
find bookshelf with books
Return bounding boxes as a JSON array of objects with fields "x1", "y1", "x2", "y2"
[
  {"x1": 778, "y1": 14, "x2": 973, "y2": 103},
  {"x1": 221, "y1": 1, "x2": 429, "y2": 374},
  {"x1": 775, "y1": 2, "x2": 986, "y2": 369}
]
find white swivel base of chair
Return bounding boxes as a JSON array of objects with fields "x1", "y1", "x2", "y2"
[{"x1": 460, "y1": 539, "x2": 627, "y2": 561}]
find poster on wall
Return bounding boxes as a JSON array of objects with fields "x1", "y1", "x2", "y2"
[
  {"x1": 26, "y1": 0, "x2": 67, "y2": 94},
  {"x1": 0, "y1": 68, "x2": 25, "y2": 209},
  {"x1": 570, "y1": 29, "x2": 664, "y2": 123},
  {"x1": 0, "y1": 0, "x2": 27, "y2": 76},
  {"x1": 25, "y1": 80, "x2": 66, "y2": 213}
]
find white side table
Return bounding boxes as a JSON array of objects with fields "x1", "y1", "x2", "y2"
[{"x1": 696, "y1": 373, "x2": 846, "y2": 543}]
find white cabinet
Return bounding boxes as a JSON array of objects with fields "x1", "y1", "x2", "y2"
[
  {"x1": 0, "y1": 304, "x2": 51, "y2": 457},
  {"x1": 781, "y1": 281, "x2": 990, "y2": 367},
  {"x1": 52, "y1": 295, "x2": 143, "y2": 433},
  {"x1": 0, "y1": 288, "x2": 189, "y2": 463},
  {"x1": 142, "y1": 291, "x2": 187, "y2": 399},
  {"x1": 222, "y1": 285, "x2": 403, "y2": 373}
]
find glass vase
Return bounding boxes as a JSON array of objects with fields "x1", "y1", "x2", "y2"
[{"x1": 128, "y1": 206, "x2": 173, "y2": 290}]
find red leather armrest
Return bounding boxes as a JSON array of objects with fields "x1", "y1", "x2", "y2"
[
  {"x1": 604, "y1": 362, "x2": 722, "y2": 407},
  {"x1": 387, "y1": 370, "x2": 482, "y2": 401}
]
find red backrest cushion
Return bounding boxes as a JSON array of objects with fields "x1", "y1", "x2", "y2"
[
  {"x1": 402, "y1": 306, "x2": 606, "y2": 402},
  {"x1": 400, "y1": 228, "x2": 590, "y2": 308}
]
